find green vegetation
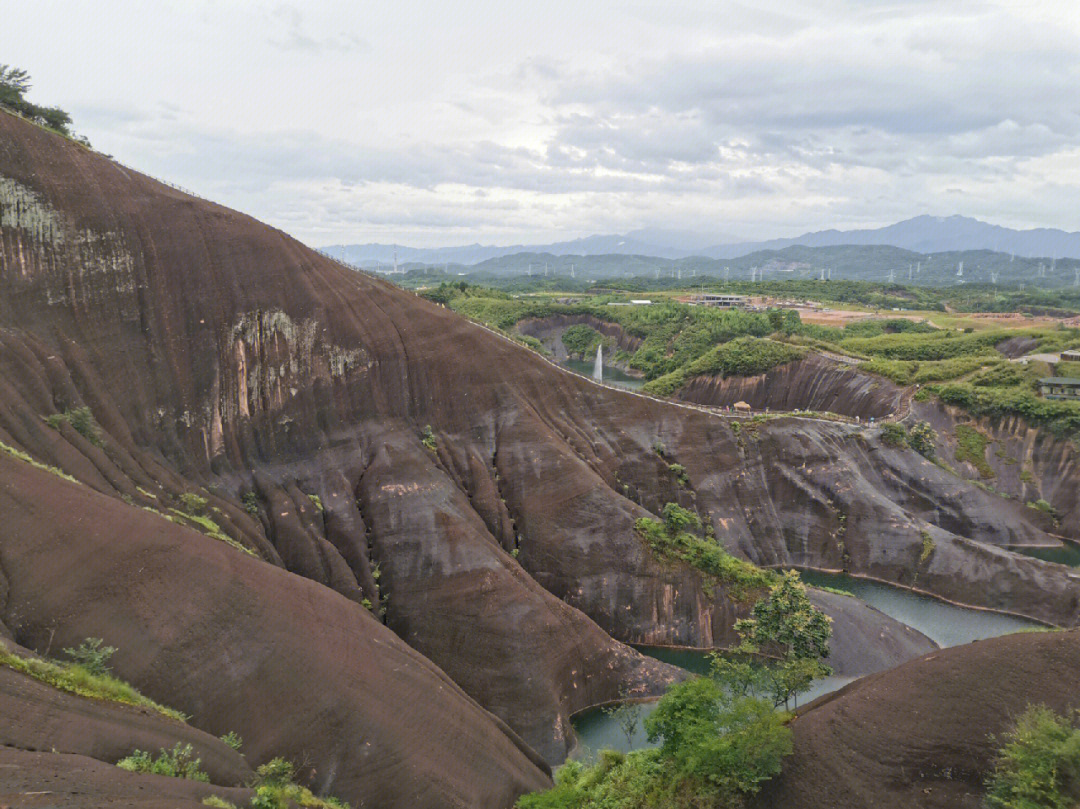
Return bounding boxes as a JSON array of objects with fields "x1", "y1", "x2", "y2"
[
  {"x1": 422, "y1": 279, "x2": 1080, "y2": 434},
  {"x1": 602, "y1": 696, "x2": 644, "y2": 747},
  {"x1": 46, "y1": 406, "x2": 103, "y2": 446},
  {"x1": 0, "y1": 64, "x2": 89, "y2": 144},
  {"x1": 635, "y1": 503, "x2": 774, "y2": 598},
  {"x1": 0, "y1": 438, "x2": 80, "y2": 484},
  {"x1": 667, "y1": 463, "x2": 689, "y2": 488},
  {"x1": 307, "y1": 494, "x2": 324, "y2": 513},
  {"x1": 935, "y1": 383, "x2": 1080, "y2": 438},
  {"x1": 0, "y1": 642, "x2": 186, "y2": 722},
  {"x1": 1027, "y1": 499, "x2": 1059, "y2": 521},
  {"x1": 908, "y1": 421, "x2": 937, "y2": 459},
  {"x1": 420, "y1": 424, "x2": 437, "y2": 451},
  {"x1": 249, "y1": 758, "x2": 350, "y2": 809},
  {"x1": 919, "y1": 531, "x2": 936, "y2": 565},
  {"x1": 117, "y1": 743, "x2": 209, "y2": 782},
  {"x1": 985, "y1": 705, "x2": 1080, "y2": 809},
  {"x1": 561, "y1": 324, "x2": 605, "y2": 358},
  {"x1": 168, "y1": 508, "x2": 256, "y2": 557},
  {"x1": 220, "y1": 731, "x2": 243, "y2": 751},
  {"x1": 518, "y1": 677, "x2": 791, "y2": 809},
  {"x1": 179, "y1": 492, "x2": 209, "y2": 514},
  {"x1": 63, "y1": 637, "x2": 116, "y2": 676},
  {"x1": 880, "y1": 422, "x2": 909, "y2": 448},
  {"x1": 954, "y1": 424, "x2": 995, "y2": 478},
  {"x1": 725, "y1": 570, "x2": 834, "y2": 710},
  {"x1": 242, "y1": 491, "x2": 261, "y2": 515}
]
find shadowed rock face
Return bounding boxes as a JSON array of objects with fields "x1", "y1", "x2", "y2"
[
  {"x1": 674, "y1": 353, "x2": 904, "y2": 419},
  {"x1": 753, "y1": 630, "x2": 1080, "y2": 809},
  {"x1": 1, "y1": 112, "x2": 1077, "y2": 804}
]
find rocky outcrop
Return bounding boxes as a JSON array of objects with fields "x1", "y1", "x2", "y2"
[
  {"x1": 754, "y1": 629, "x2": 1080, "y2": 809},
  {"x1": 674, "y1": 353, "x2": 904, "y2": 419},
  {"x1": 1, "y1": 111, "x2": 1078, "y2": 805},
  {"x1": 910, "y1": 399, "x2": 1080, "y2": 536},
  {"x1": 516, "y1": 313, "x2": 642, "y2": 361},
  {"x1": 0, "y1": 453, "x2": 551, "y2": 808}
]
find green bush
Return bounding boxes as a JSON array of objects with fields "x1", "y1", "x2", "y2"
[
  {"x1": 179, "y1": 493, "x2": 208, "y2": 514},
  {"x1": 242, "y1": 491, "x2": 260, "y2": 515},
  {"x1": 908, "y1": 421, "x2": 937, "y2": 458},
  {"x1": 46, "y1": 406, "x2": 103, "y2": 446},
  {"x1": 985, "y1": 705, "x2": 1080, "y2": 809},
  {"x1": 116, "y1": 743, "x2": 209, "y2": 781},
  {"x1": 249, "y1": 758, "x2": 350, "y2": 809},
  {"x1": 667, "y1": 463, "x2": 689, "y2": 487},
  {"x1": 880, "y1": 423, "x2": 909, "y2": 448},
  {"x1": 219, "y1": 731, "x2": 243, "y2": 751},
  {"x1": 682, "y1": 337, "x2": 805, "y2": 379},
  {"x1": 63, "y1": 637, "x2": 116, "y2": 676},
  {"x1": 420, "y1": 425, "x2": 437, "y2": 451},
  {"x1": 517, "y1": 677, "x2": 791, "y2": 809},
  {"x1": 636, "y1": 504, "x2": 773, "y2": 597}
]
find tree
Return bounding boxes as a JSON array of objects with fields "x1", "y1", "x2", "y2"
[
  {"x1": 645, "y1": 677, "x2": 792, "y2": 798},
  {"x1": 733, "y1": 570, "x2": 833, "y2": 709},
  {"x1": 985, "y1": 705, "x2": 1080, "y2": 809},
  {"x1": 601, "y1": 698, "x2": 643, "y2": 747},
  {"x1": 63, "y1": 637, "x2": 117, "y2": 676},
  {"x1": 908, "y1": 421, "x2": 936, "y2": 459},
  {"x1": 0, "y1": 64, "x2": 86, "y2": 143}
]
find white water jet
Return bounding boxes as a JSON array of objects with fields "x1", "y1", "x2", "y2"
[{"x1": 592, "y1": 344, "x2": 603, "y2": 381}]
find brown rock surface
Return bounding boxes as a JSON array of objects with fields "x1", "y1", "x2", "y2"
[
  {"x1": 754, "y1": 629, "x2": 1080, "y2": 809},
  {"x1": 1, "y1": 110, "x2": 1078, "y2": 805}
]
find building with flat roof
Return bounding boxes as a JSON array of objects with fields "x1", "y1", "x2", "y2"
[
  {"x1": 692, "y1": 293, "x2": 747, "y2": 308},
  {"x1": 1060, "y1": 349, "x2": 1080, "y2": 362},
  {"x1": 1039, "y1": 377, "x2": 1080, "y2": 400}
]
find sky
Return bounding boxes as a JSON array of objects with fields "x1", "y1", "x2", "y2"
[{"x1": 5, "y1": 0, "x2": 1080, "y2": 247}]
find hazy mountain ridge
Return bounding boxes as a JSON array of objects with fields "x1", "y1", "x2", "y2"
[{"x1": 325, "y1": 215, "x2": 1080, "y2": 267}]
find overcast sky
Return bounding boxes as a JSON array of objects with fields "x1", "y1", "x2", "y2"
[{"x1": 6, "y1": 0, "x2": 1080, "y2": 247}]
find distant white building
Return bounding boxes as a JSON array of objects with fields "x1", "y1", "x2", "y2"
[{"x1": 692, "y1": 293, "x2": 747, "y2": 309}]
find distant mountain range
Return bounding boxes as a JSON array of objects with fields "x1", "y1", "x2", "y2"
[{"x1": 322, "y1": 216, "x2": 1080, "y2": 266}]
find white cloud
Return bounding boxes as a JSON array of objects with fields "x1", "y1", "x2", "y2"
[{"x1": 7, "y1": 0, "x2": 1080, "y2": 245}]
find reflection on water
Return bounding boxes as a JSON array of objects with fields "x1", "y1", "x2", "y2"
[
  {"x1": 573, "y1": 571, "x2": 1043, "y2": 757},
  {"x1": 797, "y1": 570, "x2": 1040, "y2": 649},
  {"x1": 571, "y1": 666, "x2": 858, "y2": 758},
  {"x1": 563, "y1": 358, "x2": 645, "y2": 390}
]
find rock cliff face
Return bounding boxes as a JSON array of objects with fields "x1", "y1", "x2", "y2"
[
  {"x1": 1, "y1": 111, "x2": 1077, "y2": 806},
  {"x1": 754, "y1": 629, "x2": 1080, "y2": 809},
  {"x1": 674, "y1": 353, "x2": 904, "y2": 419}
]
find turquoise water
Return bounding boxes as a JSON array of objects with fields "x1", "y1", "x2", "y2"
[
  {"x1": 797, "y1": 570, "x2": 1041, "y2": 648},
  {"x1": 571, "y1": 671, "x2": 857, "y2": 757},
  {"x1": 563, "y1": 358, "x2": 646, "y2": 390},
  {"x1": 1013, "y1": 541, "x2": 1080, "y2": 568},
  {"x1": 572, "y1": 571, "x2": 1042, "y2": 757}
]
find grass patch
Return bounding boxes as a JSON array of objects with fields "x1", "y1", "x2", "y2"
[
  {"x1": 117, "y1": 743, "x2": 209, "y2": 782},
  {"x1": 168, "y1": 509, "x2": 256, "y2": 557},
  {"x1": 0, "y1": 439, "x2": 80, "y2": 483},
  {"x1": 0, "y1": 645, "x2": 186, "y2": 722},
  {"x1": 954, "y1": 424, "x2": 995, "y2": 478},
  {"x1": 919, "y1": 531, "x2": 936, "y2": 565}
]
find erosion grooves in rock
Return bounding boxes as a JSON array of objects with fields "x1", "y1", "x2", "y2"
[{"x1": 1, "y1": 109, "x2": 1078, "y2": 806}]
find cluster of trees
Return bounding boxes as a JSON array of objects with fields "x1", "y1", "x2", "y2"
[
  {"x1": 986, "y1": 704, "x2": 1080, "y2": 808},
  {"x1": 518, "y1": 571, "x2": 832, "y2": 809},
  {"x1": 0, "y1": 64, "x2": 88, "y2": 145}
]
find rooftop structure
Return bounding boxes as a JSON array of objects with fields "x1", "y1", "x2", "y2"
[
  {"x1": 1039, "y1": 377, "x2": 1080, "y2": 400},
  {"x1": 691, "y1": 293, "x2": 747, "y2": 309}
]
